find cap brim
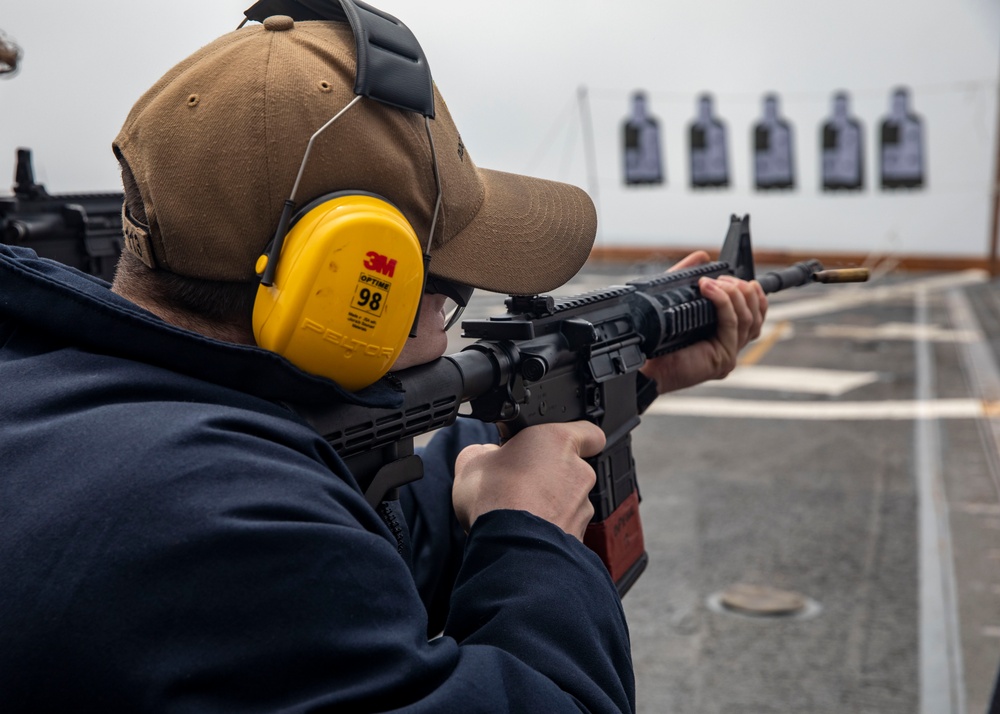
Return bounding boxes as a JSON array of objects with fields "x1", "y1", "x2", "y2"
[{"x1": 427, "y1": 169, "x2": 597, "y2": 295}]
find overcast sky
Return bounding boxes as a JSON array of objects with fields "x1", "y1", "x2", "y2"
[{"x1": 2, "y1": 0, "x2": 999, "y2": 257}]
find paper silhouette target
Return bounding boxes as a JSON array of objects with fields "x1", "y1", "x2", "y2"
[
  {"x1": 753, "y1": 93, "x2": 796, "y2": 190},
  {"x1": 623, "y1": 91, "x2": 665, "y2": 186},
  {"x1": 880, "y1": 87, "x2": 924, "y2": 189},
  {"x1": 821, "y1": 91, "x2": 864, "y2": 191},
  {"x1": 689, "y1": 94, "x2": 730, "y2": 188}
]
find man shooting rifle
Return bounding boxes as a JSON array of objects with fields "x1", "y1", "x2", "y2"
[{"x1": 0, "y1": 3, "x2": 767, "y2": 712}]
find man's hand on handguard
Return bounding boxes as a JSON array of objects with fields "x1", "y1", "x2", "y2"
[
  {"x1": 640, "y1": 250, "x2": 768, "y2": 394},
  {"x1": 450, "y1": 250, "x2": 763, "y2": 541},
  {"x1": 453, "y1": 421, "x2": 607, "y2": 541}
]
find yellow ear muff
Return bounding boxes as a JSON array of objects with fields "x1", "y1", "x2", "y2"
[{"x1": 252, "y1": 194, "x2": 424, "y2": 390}]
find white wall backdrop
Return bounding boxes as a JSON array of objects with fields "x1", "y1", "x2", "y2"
[{"x1": 2, "y1": 0, "x2": 998, "y2": 257}]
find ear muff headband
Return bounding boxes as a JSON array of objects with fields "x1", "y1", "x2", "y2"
[
  {"x1": 253, "y1": 193, "x2": 424, "y2": 390},
  {"x1": 244, "y1": 0, "x2": 440, "y2": 390}
]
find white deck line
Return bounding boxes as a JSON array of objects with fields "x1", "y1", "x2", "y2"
[
  {"x1": 718, "y1": 365, "x2": 879, "y2": 397},
  {"x1": 644, "y1": 397, "x2": 985, "y2": 420},
  {"x1": 914, "y1": 289, "x2": 965, "y2": 714},
  {"x1": 812, "y1": 322, "x2": 980, "y2": 343}
]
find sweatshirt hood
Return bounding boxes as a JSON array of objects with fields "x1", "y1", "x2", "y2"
[{"x1": 0, "y1": 244, "x2": 402, "y2": 409}]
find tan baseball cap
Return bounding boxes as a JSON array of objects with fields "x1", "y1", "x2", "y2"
[{"x1": 113, "y1": 16, "x2": 597, "y2": 295}]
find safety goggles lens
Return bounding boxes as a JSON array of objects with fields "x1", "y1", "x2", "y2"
[{"x1": 443, "y1": 301, "x2": 467, "y2": 331}]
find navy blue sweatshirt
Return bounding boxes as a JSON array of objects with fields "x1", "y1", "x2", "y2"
[{"x1": 0, "y1": 245, "x2": 634, "y2": 713}]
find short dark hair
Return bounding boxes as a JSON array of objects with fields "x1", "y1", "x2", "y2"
[{"x1": 112, "y1": 251, "x2": 258, "y2": 327}]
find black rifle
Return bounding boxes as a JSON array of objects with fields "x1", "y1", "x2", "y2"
[
  {"x1": 299, "y1": 215, "x2": 869, "y2": 596},
  {"x1": 0, "y1": 148, "x2": 123, "y2": 282}
]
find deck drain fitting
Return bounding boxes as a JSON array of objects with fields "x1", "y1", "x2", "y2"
[{"x1": 707, "y1": 583, "x2": 822, "y2": 621}]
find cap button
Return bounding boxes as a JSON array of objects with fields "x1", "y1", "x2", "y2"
[{"x1": 263, "y1": 15, "x2": 294, "y2": 32}]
